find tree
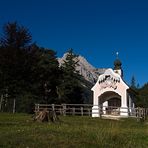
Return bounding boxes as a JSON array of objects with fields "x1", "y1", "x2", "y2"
[
  {"x1": 136, "y1": 83, "x2": 148, "y2": 108},
  {"x1": 130, "y1": 75, "x2": 137, "y2": 89},
  {"x1": 0, "y1": 22, "x2": 61, "y2": 112},
  {"x1": 30, "y1": 45, "x2": 60, "y2": 104},
  {"x1": 58, "y1": 49, "x2": 84, "y2": 104},
  {"x1": 0, "y1": 22, "x2": 32, "y2": 112},
  {"x1": 0, "y1": 22, "x2": 32, "y2": 48}
]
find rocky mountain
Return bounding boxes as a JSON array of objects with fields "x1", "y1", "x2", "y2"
[{"x1": 58, "y1": 53, "x2": 106, "y2": 84}]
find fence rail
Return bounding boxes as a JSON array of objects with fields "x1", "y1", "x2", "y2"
[{"x1": 35, "y1": 104, "x2": 148, "y2": 121}]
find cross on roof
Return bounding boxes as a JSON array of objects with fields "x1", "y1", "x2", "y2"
[{"x1": 116, "y1": 52, "x2": 119, "y2": 59}]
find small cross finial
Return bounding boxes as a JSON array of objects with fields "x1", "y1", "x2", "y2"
[{"x1": 116, "y1": 52, "x2": 119, "y2": 59}]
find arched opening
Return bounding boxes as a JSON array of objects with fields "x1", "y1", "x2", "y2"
[
  {"x1": 99, "y1": 91, "x2": 121, "y2": 115},
  {"x1": 108, "y1": 98, "x2": 121, "y2": 107}
]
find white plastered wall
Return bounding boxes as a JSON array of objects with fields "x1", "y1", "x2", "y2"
[{"x1": 91, "y1": 69, "x2": 129, "y2": 117}]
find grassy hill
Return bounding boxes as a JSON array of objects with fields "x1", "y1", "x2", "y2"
[{"x1": 0, "y1": 113, "x2": 148, "y2": 148}]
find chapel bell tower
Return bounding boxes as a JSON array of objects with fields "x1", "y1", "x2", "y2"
[{"x1": 113, "y1": 52, "x2": 123, "y2": 77}]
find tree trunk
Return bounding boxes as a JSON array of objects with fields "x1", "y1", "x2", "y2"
[{"x1": 34, "y1": 109, "x2": 58, "y2": 123}]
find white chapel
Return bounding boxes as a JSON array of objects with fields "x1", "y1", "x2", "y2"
[{"x1": 91, "y1": 55, "x2": 136, "y2": 117}]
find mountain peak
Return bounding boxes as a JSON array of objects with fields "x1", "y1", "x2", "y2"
[{"x1": 58, "y1": 53, "x2": 106, "y2": 84}]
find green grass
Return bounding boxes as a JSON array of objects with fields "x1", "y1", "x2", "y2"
[{"x1": 0, "y1": 113, "x2": 148, "y2": 148}]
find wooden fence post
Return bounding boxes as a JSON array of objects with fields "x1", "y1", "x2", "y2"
[
  {"x1": 37, "y1": 104, "x2": 40, "y2": 112},
  {"x1": 146, "y1": 108, "x2": 148, "y2": 119},
  {"x1": 52, "y1": 104, "x2": 55, "y2": 112},
  {"x1": 88, "y1": 108, "x2": 90, "y2": 116},
  {"x1": 143, "y1": 108, "x2": 146, "y2": 121},
  {"x1": 81, "y1": 107, "x2": 83, "y2": 116},
  {"x1": 13, "y1": 99, "x2": 16, "y2": 113},
  {"x1": 0, "y1": 94, "x2": 3, "y2": 111},
  {"x1": 59, "y1": 107, "x2": 62, "y2": 115},
  {"x1": 72, "y1": 107, "x2": 75, "y2": 115},
  {"x1": 136, "y1": 107, "x2": 139, "y2": 121},
  {"x1": 62, "y1": 104, "x2": 66, "y2": 116}
]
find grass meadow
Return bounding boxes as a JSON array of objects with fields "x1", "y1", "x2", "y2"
[{"x1": 0, "y1": 113, "x2": 148, "y2": 148}]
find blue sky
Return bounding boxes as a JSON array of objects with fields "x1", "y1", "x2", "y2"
[{"x1": 0, "y1": 0, "x2": 148, "y2": 86}]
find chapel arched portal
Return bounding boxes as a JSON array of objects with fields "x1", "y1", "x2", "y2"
[{"x1": 99, "y1": 91, "x2": 121, "y2": 115}]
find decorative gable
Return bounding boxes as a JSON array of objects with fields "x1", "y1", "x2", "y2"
[{"x1": 98, "y1": 69, "x2": 120, "y2": 90}]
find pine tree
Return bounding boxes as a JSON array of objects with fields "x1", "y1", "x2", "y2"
[
  {"x1": 136, "y1": 83, "x2": 148, "y2": 108},
  {"x1": 30, "y1": 46, "x2": 60, "y2": 104},
  {"x1": 58, "y1": 49, "x2": 84, "y2": 104},
  {"x1": 0, "y1": 22, "x2": 32, "y2": 112},
  {"x1": 130, "y1": 76, "x2": 136, "y2": 89},
  {"x1": 0, "y1": 22, "x2": 31, "y2": 48},
  {"x1": 0, "y1": 22, "x2": 61, "y2": 112}
]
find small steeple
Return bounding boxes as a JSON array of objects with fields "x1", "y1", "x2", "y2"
[{"x1": 113, "y1": 52, "x2": 123, "y2": 77}]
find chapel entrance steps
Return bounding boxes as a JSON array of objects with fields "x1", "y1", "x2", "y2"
[{"x1": 103, "y1": 106, "x2": 120, "y2": 115}]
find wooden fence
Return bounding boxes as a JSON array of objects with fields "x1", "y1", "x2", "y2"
[
  {"x1": 35, "y1": 104, "x2": 92, "y2": 116},
  {"x1": 34, "y1": 104, "x2": 148, "y2": 121}
]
